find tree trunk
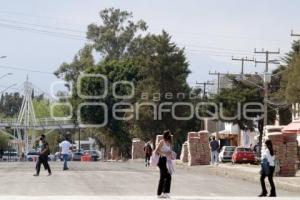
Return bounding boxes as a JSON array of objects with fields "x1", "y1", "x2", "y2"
[{"x1": 258, "y1": 119, "x2": 264, "y2": 156}]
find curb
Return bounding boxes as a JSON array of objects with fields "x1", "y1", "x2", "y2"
[{"x1": 205, "y1": 165, "x2": 300, "y2": 193}]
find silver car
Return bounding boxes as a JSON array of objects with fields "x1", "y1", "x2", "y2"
[{"x1": 219, "y1": 146, "x2": 236, "y2": 162}]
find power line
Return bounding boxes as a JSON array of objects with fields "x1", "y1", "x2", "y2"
[
  {"x1": 0, "y1": 18, "x2": 85, "y2": 34},
  {"x1": 0, "y1": 64, "x2": 53, "y2": 74},
  {"x1": 0, "y1": 22, "x2": 86, "y2": 41},
  {"x1": 254, "y1": 48, "x2": 280, "y2": 129},
  {"x1": 231, "y1": 56, "x2": 254, "y2": 75},
  {"x1": 196, "y1": 81, "x2": 214, "y2": 98}
]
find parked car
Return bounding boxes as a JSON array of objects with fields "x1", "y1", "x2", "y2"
[
  {"x1": 2, "y1": 151, "x2": 19, "y2": 161},
  {"x1": 72, "y1": 151, "x2": 83, "y2": 161},
  {"x1": 26, "y1": 151, "x2": 39, "y2": 161},
  {"x1": 84, "y1": 150, "x2": 101, "y2": 161},
  {"x1": 219, "y1": 146, "x2": 236, "y2": 162},
  {"x1": 232, "y1": 147, "x2": 256, "y2": 164}
]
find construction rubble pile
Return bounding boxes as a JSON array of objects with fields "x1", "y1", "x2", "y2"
[
  {"x1": 180, "y1": 131, "x2": 210, "y2": 166},
  {"x1": 131, "y1": 138, "x2": 145, "y2": 159},
  {"x1": 268, "y1": 132, "x2": 298, "y2": 177}
]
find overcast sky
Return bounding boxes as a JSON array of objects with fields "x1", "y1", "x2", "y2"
[{"x1": 0, "y1": 0, "x2": 299, "y2": 96}]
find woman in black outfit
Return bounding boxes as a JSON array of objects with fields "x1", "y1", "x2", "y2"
[
  {"x1": 259, "y1": 140, "x2": 276, "y2": 197},
  {"x1": 154, "y1": 130, "x2": 173, "y2": 198}
]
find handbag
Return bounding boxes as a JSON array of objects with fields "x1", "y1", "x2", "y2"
[
  {"x1": 150, "y1": 152, "x2": 160, "y2": 167},
  {"x1": 260, "y1": 158, "x2": 270, "y2": 176}
]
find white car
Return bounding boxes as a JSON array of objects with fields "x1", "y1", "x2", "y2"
[
  {"x1": 2, "y1": 151, "x2": 19, "y2": 161},
  {"x1": 26, "y1": 151, "x2": 39, "y2": 161},
  {"x1": 219, "y1": 146, "x2": 236, "y2": 162}
]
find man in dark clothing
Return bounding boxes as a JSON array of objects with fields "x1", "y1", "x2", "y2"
[
  {"x1": 144, "y1": 143, "x2": 152, "y2": 167},
  {"x1": 209, "y1": 136, "x2": 220, "y2": 166},
  {"x1": 34, "y1": 134, "x2": 52, "y2": 176}
]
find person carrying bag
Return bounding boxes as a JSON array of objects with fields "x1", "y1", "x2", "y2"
[
  {"x1": 154, "y1": 130, "x2": 174, "y2": 199},
  {"x1": 258, "y1": 140, "x2": 276, "y2": 197}
]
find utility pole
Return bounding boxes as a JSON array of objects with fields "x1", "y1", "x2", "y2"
[
  {"x1": 254, "y1": 48, "x2": 280, "y2": 155},
  {"x1": 196, "y1": 81, "x2": 214, "y2": 133},
  {"x1": 209, "y1": 71, "x2": 221, "y2": 94},
  {"x1": 291, "y1": 30, "x2": 300, "y2": 121},
  {"x1": 208, "y1": 71, "x2": 222, "y2": 139},
  {"x1": 196, "y1": 81, "x2": 214, "y2": 99},
  {"x1": 291, "y1": 30, "x2": 300, "y2": 37},
  {"x1": 232, "y1": 57, "x2": 254, "y2": 75},
  {"x1": 254, "y1": 49, "x2": 280, "y2": 127}
]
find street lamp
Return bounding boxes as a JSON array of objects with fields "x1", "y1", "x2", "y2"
[
  {"x1": 0, "y1": 56, "x2": 7, "y2": 59},
  {"x1": 0, "y1": 73, "x2": 13, "y2": 80}
]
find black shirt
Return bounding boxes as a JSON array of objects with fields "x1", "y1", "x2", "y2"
[
  {"x1": 40, "y1": 141, "x2": 50, "y2": 156},
  {"x1": 210, "y1": 140, "x2": 219, "y2": 151}
]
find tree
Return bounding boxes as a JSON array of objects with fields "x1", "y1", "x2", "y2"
[
  {"x1": 54, "y1": 8, "x2": 201, "y2": 157},
  {"x1": 0, "y1": 134, "x2": 9, "y2": 152},
  {"x1": 279, "y1": 40, "x2": 300, "y2": 103},
  {"x1": 213, "y1": 76, "x2": 264, "y2": 130},
  {"x1": 129, "y1": 31, "x2": 200, "y2": 152},
  {"x1": 80, "y1": 58, "x2": 139, "y2": 157},
  {"x1": 212, "y1": 76, "x2": 266, "y2": 153},
  {"x1": 87, "y1": 8, "x2": 147, "y2": 60},
  {"x1": 54, "y1": 45, "x2": 94, "y2": 87},
  {"x1": 0, "y1": 92, "x2": 23, "y2": 117}
]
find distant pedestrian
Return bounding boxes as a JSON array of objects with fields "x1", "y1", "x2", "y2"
[
  {"x1": 253, "y1": 143, "x2": 259, "y2": 157},
  {"x1": 20, "y1": 152, "x2": 25, "y2": 162},
  {"x1": 154, "y1": 130, "x2": 174, "y2": 199},
  {"x1": 59, "y1": 136, "x2": 71, "y2": 170},
  {"x1": 258, "y1": 140, "x2": 276, "y2": 197},
  {"x1": 34, "y1": 134, "x2": 52, "y2": 176},
  {"x1": 209, "y1": 136, "x2": 219, "y2": 166},
  {"x1": 144, "y1": 143, "x2": 152, "y2": 167}
]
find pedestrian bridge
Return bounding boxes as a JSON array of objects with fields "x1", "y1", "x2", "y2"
[{"x1": 0, "y1": 118, "x2": 76, "y2": 130}]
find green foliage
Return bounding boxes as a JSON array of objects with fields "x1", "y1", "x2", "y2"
[
  {"x1": 54, "y1": 8, "x2": 201, "y2": 157},
  {"x1": 0, "y1": 134, "x2": 9, "y2": 150},
  {"x1": 54, "y1": 45, "x2": 94, "y2": 85},
  {"x1": 87, "y1": 8, "x2": 147, "y2": 60},
  {"x1": 129, "y1": 31, "x2": 200, "y2": 150},
  {"x1": 280, "y1": 40, "x2": 300, "y2": 104},
  {"x1": 0, "y1": 92, "x2": 22, "y2": 117},
  {"x1": 212, "y1": 76, "x2": 264, "y2": 130}
]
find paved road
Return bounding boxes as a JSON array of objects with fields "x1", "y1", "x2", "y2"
[{"x1": 0, "y1": 160, "x2": 299, "y2": 199}]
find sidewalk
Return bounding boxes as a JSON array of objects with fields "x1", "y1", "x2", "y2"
[{"x1": 204, "y1": 163, "x2": 300, "y2": 192}]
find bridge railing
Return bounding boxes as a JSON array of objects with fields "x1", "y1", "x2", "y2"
[{"x1": 0, "y1": 117, "x2": 75, "y2": 127}]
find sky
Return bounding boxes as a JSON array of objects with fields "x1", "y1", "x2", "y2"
[{"x1": 0, "y1": 0, "x2": 300, "y2": 96}]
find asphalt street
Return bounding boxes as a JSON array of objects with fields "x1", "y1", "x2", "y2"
[{"x1": 0, "y1": 160, "x2": 299, "y2": 199}]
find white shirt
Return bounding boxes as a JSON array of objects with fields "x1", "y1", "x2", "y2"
[
  {"x1": 59, "y1": 140, "x2": 71, "y2": 155},
  {"x1": 261, "y1": 148, "x2": 275, "y2": 166},
  {"x1": 161, "y1": 141, "x2": 171, "y2": 157}
]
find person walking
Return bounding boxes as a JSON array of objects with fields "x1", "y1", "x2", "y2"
[
  {"x1": 59, "y1": 136, "x2": 71, "y2": 170},
  {"x1": 154, "y1": 130, "x2": 174, "y2": 199},
  {"x1": 34, "y1": 134, "x2": 52, "y2": 176},
  {"x1": 209, "y1": 136, "x2": 220, "y2": 166},
  {"x1": 144, "y1": 142, "x2": 153, "y2": 167},
  {"x1": 258, "y1": 140, "x2": 276, "y2": 197}
]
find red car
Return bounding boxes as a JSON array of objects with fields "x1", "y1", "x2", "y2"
[{"x1": 232, "y1": 147, "x2": 255, "y2": 164}]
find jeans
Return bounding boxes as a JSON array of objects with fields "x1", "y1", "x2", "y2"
[
  {"x1": 62, "y1": 154, "x2": 69, "y2": 170},
  {"x1": 260, "y1": 166, "x2": 276, "y2": 196},
  {"x1": 157, "y1": 156, "x2": 171, "y2": 195},
  {"x1": 210, "y1": 150, "x2": 219, "y2": 165}
]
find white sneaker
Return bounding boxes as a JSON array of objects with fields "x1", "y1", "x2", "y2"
[
  {"x1": 164, "y1": 193, "x2": 171, "y2": 198},
  {"x1": 157, "y1": 194, "x2": 166, "y2": 198}
]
